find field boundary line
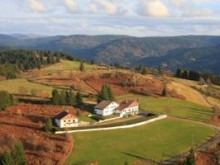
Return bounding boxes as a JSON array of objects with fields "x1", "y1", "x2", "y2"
[
  {"x1": 55, "y1": 114, "x2": 167, "y2": 134},
  {"x1": 169, "y1": 116, "x2": 220, "y2": 130}
]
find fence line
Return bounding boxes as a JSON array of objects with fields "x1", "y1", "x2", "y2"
[{"x1": 55, "y1": 114, "x2": 167, "y2": 134}]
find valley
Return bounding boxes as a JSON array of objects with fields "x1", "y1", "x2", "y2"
[
  {"x1": 1, "y1": 1, "x2": 220, "y2": 164},
  {"x1": 1, "y1": 56, "x2": 220, "y2": 165}
]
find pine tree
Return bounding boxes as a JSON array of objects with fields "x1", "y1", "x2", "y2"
[
  {"x1": 76, "y1": 92, "x2": 83, "y2": 108},
  {"x1": 1, "y1": 150, "x2": 13, "y2": 165},
  {"x1": 1, "y1": 141, "x2": 27, "y2": 165},
  {"x1": 97, "y1": 84, "x2": 115, "y2": 102},
  {"x1": 141, "y1": 68, "x2": 147, "y2": 75},
  {"x1": 52, "y1": 89, "x2": 60, "y2": 105},
  {"x1": 44, "y1": 118, "x2": 53, "y2": 133},
  {"x1": 55, "y1": 53, "x2": 61, "y2": 62},
  {"x1": 107, "y1": 85, "x2": 115, "y2": 101},
  {"x1": 79, "y1": 62, "x2": 85, "y2": 72},
  {"x1": 66, "y1": 90, "x2": 75, "y2": 106},
  {"x1": 59, "y1": 91, "x2": 67, "y2": 105},
  {"x1": 98, "y1": 84, "x2": 109, "y2": 102},
  {"x1": 11, "y1": 141, "x2": 27, "y2": 165},
  {"x1": 185, "y1": 148, "x2": 196, "y2": 165},
  {"x1": 0, "y1": 91, "x2": 14, "y2": 111}
]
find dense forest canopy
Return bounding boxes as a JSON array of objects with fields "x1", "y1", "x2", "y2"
[
  {"x1": 1, "y1": 34, "x2": 220, "y2": 74},
  {"x1": 176, "y1": 68, "x2": 220, "y2": 86},
  {"x1": 0, "y1": 49, "x2": 76, "y2": 79}
]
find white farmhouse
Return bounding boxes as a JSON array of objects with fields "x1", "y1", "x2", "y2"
[
  {"x1": 94, "y1": 100, "x2": 119, "y2": 116},
  {"x1": 55, "y1": 111, "x2": 78, "y2": 128},
  {"x1": 115, "y1": 100, "x2": 139, "y2": 117}
]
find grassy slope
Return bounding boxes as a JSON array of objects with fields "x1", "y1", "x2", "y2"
[
  {"x1": 167, "y1": 81, "x2": 210, "y2": 107},
  {"x1": 42, "y1": 60, "x2": 106, "y2": 72},
  {"x1": 0, "y1": 79, "x2": 53, "y2": 96},
  {"x1": 118, "y1": 94, "x2": 213, "y2": 122},
  {"x1": 68, "y1": 118, "x2": 215, "y2": 165}
]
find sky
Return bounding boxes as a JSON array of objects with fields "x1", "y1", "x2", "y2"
[{"x1": 0, "y1": 0, "x2": 220, "y2": 37}]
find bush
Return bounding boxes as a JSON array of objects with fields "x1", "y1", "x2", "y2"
[
  {"x1": 1, "y1": 140, "x2": 27, "y2": 165},
  {"x1": 44, "y1": 118, "x2": 53, "y2": 133},
  {"x1": 0, "y1": 91, "x2": 14, "y2": 111}
]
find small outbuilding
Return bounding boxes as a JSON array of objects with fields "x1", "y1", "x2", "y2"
[{"x1": 55, "y1": 111, "x2": 78, "y2": 128}]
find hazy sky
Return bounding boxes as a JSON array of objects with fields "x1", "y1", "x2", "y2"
[{"x1": 1, "y1": 0, "x2": 220, "y2": 36}]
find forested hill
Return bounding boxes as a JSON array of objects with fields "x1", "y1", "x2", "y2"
[
  {"x1": 1, "y1": 34, "x2": 220, "y2": 74},
  {"x1": 137, "y1": 45, "x2": 220, "y2": 74},
  {"x1": 0, "y1": 49, "x2": 74, "y2": 79}
]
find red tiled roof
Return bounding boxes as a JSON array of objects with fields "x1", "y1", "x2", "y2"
[
  {"x1": 94, "y1": 100, "x2": 114, "y2": 110},
  {"x1": 115, "y1": 100, "x2": 139, "y2": 111}
]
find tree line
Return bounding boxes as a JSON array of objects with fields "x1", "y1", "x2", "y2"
[
  {"x1": 0, "y1": 64, "x2": 19, "y2": 79},
  {"x1": 51, "y1": 89, "x2": 83, "y2": 108},
  {"x1": 0, "y1": 49, "x2": 77, "y2": 79},
  {"x1": 176, "y1": 68, "x2": 220, "y2": 86}
]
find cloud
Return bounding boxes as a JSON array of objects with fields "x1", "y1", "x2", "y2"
[
  {"x1": 64, "y1": 0, "x2": 81, "y2": 13},
  {"x1": 80, "y1": 19, "x2": 88, "y2": 29},
  {"x1": 183, "y1": 9, "x2": 213, "y2": 17},
  {"x1": 89, "y1": 0, "x2": 118, "y2": 15},
  {"x1": 171, "y1": 0, "x2": 214, "y2": 17},
  {"x1": 137, "y1": 0, "x2": 170, "y2": 17},
  {"x1": 26, "y1": 0, "x2": 47, "y2": 12},
  {"x1": 171, "y1": 0, "x2": 181, "y2": 6}
]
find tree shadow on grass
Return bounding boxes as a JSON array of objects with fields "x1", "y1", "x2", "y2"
[
  {"x1": 122, "y1": 152, "x2": 158, "y2": 163},
  {"x1": 189, "y1": 107, "x2": 214, "y2": 115}
]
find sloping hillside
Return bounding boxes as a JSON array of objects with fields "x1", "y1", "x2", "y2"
[
  {"x1": 138, "y1": 45, "x2": 220, "y2": 74},
  {"x1": 166, "y1": 81, "x2": 210, "y2": 107},
  {"x1": 1, "y1": 34, "x2": 220, "y2": 73}
]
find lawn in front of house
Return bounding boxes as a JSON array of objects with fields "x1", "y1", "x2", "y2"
[
  {"x1": 67, "y1": 118, "x2": 215, "y2": 165},
  {"x1": 117, "y1": 94, "x2": 213, "y2": 122}
]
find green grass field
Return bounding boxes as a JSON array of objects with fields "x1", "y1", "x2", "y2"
[
  {"x1": 43, "y1": 60, "x2": 107, "y2": 71},
  {"x1": 67, "y1": 118, "x2": 215, "y2": 165},
  {"x1": 0, "y1": 79, "x2": 54, "y2": 97},
  {"x1": 117, "y1": 94, "x2": 213, "y2": 122}
]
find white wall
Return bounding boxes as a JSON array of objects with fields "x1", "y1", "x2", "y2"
[
  {"x1": 55, "y1": 115, "x2": 168, "y2": 134},
  {"x1": 117, "y1": 105, "x2": 139, "y2": 117},
  {"x1": 55, "y1": 118, "x2": 79, "y2": 128},
  {"x1": 94, "y1": 102, "x2": 119, "y2": 116}
]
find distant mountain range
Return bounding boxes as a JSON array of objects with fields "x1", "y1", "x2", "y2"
[{"x1": 0, "y1": 34, "x2": 220, "y2": 74}]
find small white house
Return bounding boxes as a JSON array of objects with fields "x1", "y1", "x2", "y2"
[
  {"x1": 94, "y1": 100, "x2": 119, "y2": 116},
  {"x1": 115, "y1": 100, "x2": 139, "y2": 117},
  {"x1": 55, "y1": 111, "x2": 78, "y2": 128}
]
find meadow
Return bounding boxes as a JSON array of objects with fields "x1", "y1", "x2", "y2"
[
  {"x1": 68, "y1": 118, "x2": 215, "y2": 165},
  {"x1": 42, "y1": 60, "x2": 107, "y2": 72},
  {"x1": 118, "y1": 94, "x2": 213, "y2": 122},
  {"x1": 0, "y1": 79, "x2": 54, "y2": 97}
]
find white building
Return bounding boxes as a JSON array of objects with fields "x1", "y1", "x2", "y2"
[
  {"x1": 94, "y1": 100, "x2": 119, "y2": 116},
  {"x1": 114, "y1": 100, "x2": 139, "y2": 117},
  {"x1": 55, "y1": 111, "x2": 78, "y2": 128}
]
